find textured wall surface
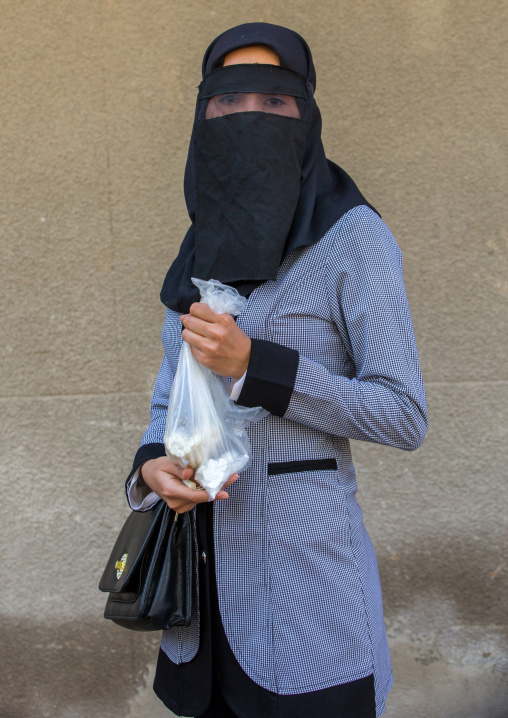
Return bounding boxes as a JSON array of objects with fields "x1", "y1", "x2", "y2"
[{"x1": 1, "y1": 1, "x2": 507, "y2": 717}]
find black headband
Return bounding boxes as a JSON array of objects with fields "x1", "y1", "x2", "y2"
[{"x1": 198, "y1": 64, "x2": 310, "y2": 100}]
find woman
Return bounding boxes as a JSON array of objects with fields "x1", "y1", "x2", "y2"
[{"x1": 126, "y1": 22, "x2": 427, "y2": 718}]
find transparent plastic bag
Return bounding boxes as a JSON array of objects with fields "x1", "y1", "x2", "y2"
[{"x1": 164, "y1": 278, "x2": 267, "y2": 500}]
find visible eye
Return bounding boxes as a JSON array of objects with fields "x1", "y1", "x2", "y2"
[
  {"x1": 217, "y1": 93, "x2": 240, "y2": 105},
  {"x1": 262, "y1": 94, "x2": 300, "y2": 117},
  {"x1": 264, "y1": 96, "x2": 287, "y2": 108}
]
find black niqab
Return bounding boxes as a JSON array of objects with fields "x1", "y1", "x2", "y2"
[{"x1": 161, "y1": 23, "x2": 377, "y2": 313}]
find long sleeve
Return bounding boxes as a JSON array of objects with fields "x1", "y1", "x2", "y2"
[
  {"x1": 237, "y1": 206, "x2": 427, "y2": 451},
  {"x1": 125, "y1": 315, "x2": 179, "y2": 510}
]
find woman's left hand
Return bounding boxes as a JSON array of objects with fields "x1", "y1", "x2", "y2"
[{"x1": 180, "y1": 303, "x2": 251, "y2": 378}]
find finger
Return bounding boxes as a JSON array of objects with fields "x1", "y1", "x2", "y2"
[
  {"x1": 162, "y1": 462, "x2": 194, "y2": 482},
  {"x1": 223, "y1": 473, "x2": 239, "y2": 488},
  {"x1": 158, "y1": 474, "x2": 206, "y2": 503},
  {"x1": 164, "y1": 489, "x2": 209, "y2": 513},
  {"x1": 188, "y1": 303, "x2": 224, "y2": 321},
  {"x1": 153, "y1": 456, "x2": 184, "y2": 473},
  {"x1": 150, "y1": 456, "x2": 191, "y2": 480},
  {"x1": 181, "y1": 327, "x2": 215, "y2": 352},
  {"x1": 187, "y1": 345, "x2": 217, "y2": 370},
  {"x1": 182, "y1": 466, "x2": 196, "y2": 482},
  {"x1": 181, "y1": 314, "x2": 214, "y2": 339},
  {"x1": 183, "y1": 338, "x2": 215, "y2": 369},
  {"x1": 169, "y1": 484, "x2": 210, "y2": 506}
]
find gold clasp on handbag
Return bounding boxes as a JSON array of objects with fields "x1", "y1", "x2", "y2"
[{"x1": 114, "y1": 553, "x2": 128, "y2": 579}]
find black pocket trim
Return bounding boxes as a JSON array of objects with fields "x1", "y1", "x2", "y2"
[{"x1": 267, "y1": 458, "x2": 337, "y2": 476}]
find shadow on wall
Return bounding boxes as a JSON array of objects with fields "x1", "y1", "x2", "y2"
[
  {"x1": 1, "y1": 618, "x2": 160, "y2": 718},
  {"x1": 386, "y1": 641, "x2": 508, "y2": 718},
  {"x1": 377, "y1": 534, "x2": 506, "y2": 626}
]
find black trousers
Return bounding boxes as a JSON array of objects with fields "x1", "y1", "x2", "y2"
[
  {"x1": 196, "y1": 681, "x2": 237, "y2": 718},
  {"x1": 197, "y1": 675, "x2": 376, "y2": 718}
]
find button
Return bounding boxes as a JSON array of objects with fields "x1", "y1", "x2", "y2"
[{"x1": 200, "y1": 551, "x2": 207, "y2": 565}]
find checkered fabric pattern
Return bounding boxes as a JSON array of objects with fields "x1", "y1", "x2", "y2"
[{"x1": 131, "y1": 206, "x2": 427, "y2": 717}]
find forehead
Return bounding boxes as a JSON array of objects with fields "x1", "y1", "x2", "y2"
[{"x1": 223, "y1": 45, "x2": 280, "y2": 66}]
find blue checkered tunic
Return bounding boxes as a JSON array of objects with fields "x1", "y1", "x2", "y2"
[{"x1": 131, "y1": 205, "x2": 427, "y2": 717}]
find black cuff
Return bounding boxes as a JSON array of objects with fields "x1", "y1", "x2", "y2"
[
  {"x1": 132, "y1": 442, "x2": 167, "y2": 475},
  {"x1": 236, "y1": 339, "x2": 299, "y2": 417},
  {"x1": 124, "y1": 442, "x2": 166, "y2": 495}
]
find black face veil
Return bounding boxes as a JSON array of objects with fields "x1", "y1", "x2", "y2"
[
  {"x1": 194, "y1": 64, "x2": 308, "y2": 289},
  {"x1": 161, "y1": 23, "x2": 377, "y2": 314}
]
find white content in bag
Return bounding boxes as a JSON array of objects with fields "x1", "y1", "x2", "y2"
[{"x1": 164, "y1": 278, "x2": 266, "y2": 500}]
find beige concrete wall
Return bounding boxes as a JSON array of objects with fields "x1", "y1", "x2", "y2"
[{"x1": 1, "y1": 1, "x2": 506, "y2": 716}]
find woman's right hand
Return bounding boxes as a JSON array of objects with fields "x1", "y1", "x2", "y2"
[{"x1": 140, "y1": 456, "x2": 238, "y2": 513}]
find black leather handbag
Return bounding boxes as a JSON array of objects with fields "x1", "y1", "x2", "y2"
[{"x1": 99, "y1": 500, "x2": 193, "y2": 631}]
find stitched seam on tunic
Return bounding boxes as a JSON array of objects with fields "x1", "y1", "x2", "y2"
[
  {"x1": 324, "y1": 213, "x2": 354, "y2": 365},
  {"x1": 267, "y1": 462, "x2": 278, "y2": 694},
  {"x1": 216, "y1": 462, "x2": 279, "y2": 691},
  {"x1": 342, "y1": 495, "x2": 377, "y2": 702}
]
